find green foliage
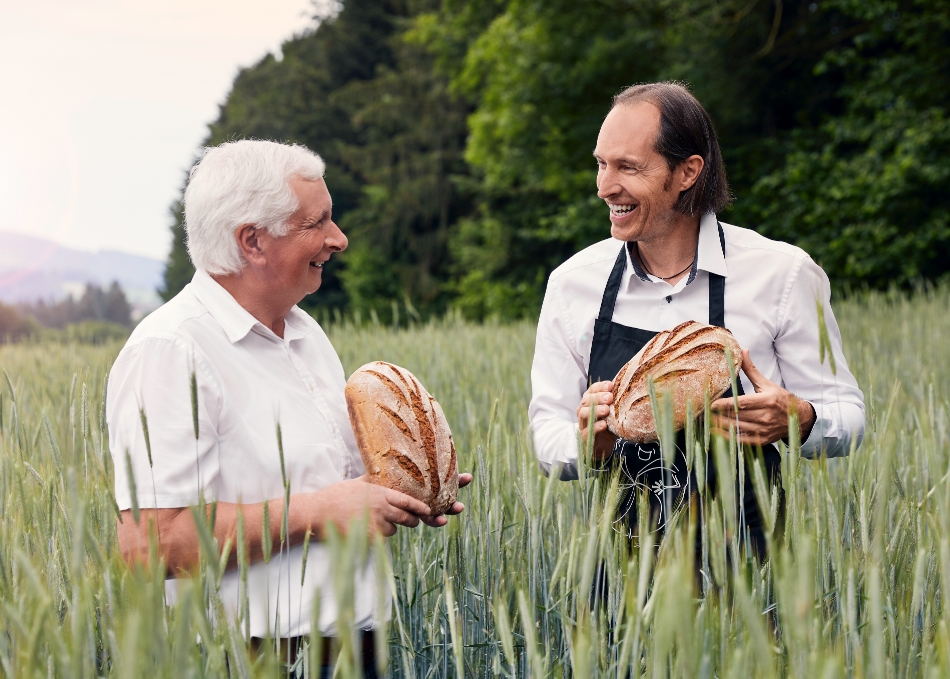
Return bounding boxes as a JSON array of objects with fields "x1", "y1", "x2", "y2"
[
  {"x1": 23, "y1": 282, "x2": 132, "y2": 329},
  {"x1": 0, "y1": 303, "x2": 37, "y2": 343},
  {"x1": 0, "y1": 304, "x2": 128, "y2": 346},
  {"x1": 334, "y1": 11, "x2": 471, "y2": 318},
  {"x1": 159, "y1": 195, "x2": 193, "y2": 302},
  {"x1": 6, "y1": 294, "x2": 950, "y2": 674},
  {"x1": 161, "y1": 0, "x2": 412, "y2": 310},
  {"x1": 737, "y1": 0, "x2": 950, "y2": 287},
  {"x1": 40, "y1": 321, "x2": 130, "y2": 346},
  {"x1": 434, "y1": 0, "x2": 948, "y2": 309},
  {"x1": 162, "y1": 0, "x2": 950, "y2": 317}
]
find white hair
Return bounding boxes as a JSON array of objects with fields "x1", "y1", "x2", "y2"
[{"x1": 183, "y1": 140, "x2": 326, "y2": 274}]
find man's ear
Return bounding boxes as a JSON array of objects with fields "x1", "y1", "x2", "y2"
[
  {"x1": 234, "y1": 224, "x2": 266, "y2": 267},
  {"x1": 678, "y1": 155, "x2": 705, "y2": 192}
]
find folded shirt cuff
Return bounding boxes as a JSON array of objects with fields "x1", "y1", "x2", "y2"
[{"x1": 800, "y1": 401, "x2": 831, "y2": 457}]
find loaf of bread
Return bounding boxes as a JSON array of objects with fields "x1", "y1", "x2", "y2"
[
  {"x1": 345, "y1": 361, "x2": 458, "y2": 514},
  {"x1": 605, "y1": 321, "x2": 742, "y2": 443}
]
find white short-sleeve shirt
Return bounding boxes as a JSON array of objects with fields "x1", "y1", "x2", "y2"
[{"x1": 107, "y1": 269, "x2": 385, "y2": 637}]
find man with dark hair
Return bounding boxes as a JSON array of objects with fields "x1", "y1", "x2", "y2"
[{"x1": 528, "y1": 82, "x2": 865, "y2": 552}]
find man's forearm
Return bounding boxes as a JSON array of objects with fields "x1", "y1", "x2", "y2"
[
  {"x1": 118, "y1": 477, "x2": 437, "y2": 576},
  {"x1": 119, "y1": 493, "x2": 326, "y2": 577}
]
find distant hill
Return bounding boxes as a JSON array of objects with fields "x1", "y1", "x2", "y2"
[{"x1": 0, "y1": 232, "x2": 164, "y2": 318}]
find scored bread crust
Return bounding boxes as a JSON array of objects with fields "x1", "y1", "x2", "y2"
[
  {"x1": 606, "y1": 321, "x2": 742, "y2": 443},
  {"x1": 345, "y1": 361, "x2": 458, "y2": 514}
]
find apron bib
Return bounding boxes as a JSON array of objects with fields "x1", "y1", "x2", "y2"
[{"x1": 588, "y1": 224, "x2": 782, "y2": 548}]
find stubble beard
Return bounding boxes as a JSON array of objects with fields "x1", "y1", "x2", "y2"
[
  {"x1": 612, "y1": 168, "x2": 681, "y2": 244},
  {"x1": 613, "y1": 201, "x2": 681, "y2": 245}
]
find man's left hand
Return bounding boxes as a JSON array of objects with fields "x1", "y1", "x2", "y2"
[
  {"x1": 710, "y1": 349, "x2": 816, "y2": 445},
  {"x1": 420, "y1": 473, "x2": 473, "y2": 527}
]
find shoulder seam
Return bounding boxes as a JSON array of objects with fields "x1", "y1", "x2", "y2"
[
  {"x1": 720, "y1": 223, "x2": 807, "y2": 261},
  {"x1": 116, "y1": 334, "x2": 224, "y2": 422},
  {"x1": 725, "y1": 237, "x2": 807, "y2": 261}
]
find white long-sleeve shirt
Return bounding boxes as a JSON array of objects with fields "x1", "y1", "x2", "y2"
[
  {"x1": 529, "y1": 214, "x2": 866, "y2": 479},
  {"x1": 108, "y1": 269, "x2": 385, "y2": 637}
]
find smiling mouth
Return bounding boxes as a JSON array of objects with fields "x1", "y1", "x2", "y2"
[
  {"x1": 608, "y1": 203, "x2": 638, "y2": 216},
  {"x1": 310, "y1": 259, "x2": 327, "y2": 268}
]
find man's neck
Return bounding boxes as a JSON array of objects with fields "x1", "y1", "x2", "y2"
[
  {"x1": 633, "y1": 213, "x2": 701, "y2": 287},
  {"x1": 211, "y1": 273, "x2": 294, "y2": 339}
]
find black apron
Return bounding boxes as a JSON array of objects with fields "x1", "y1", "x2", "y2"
[{"x1": 588, "y1": 224, "x2": 782, "y2": 553}]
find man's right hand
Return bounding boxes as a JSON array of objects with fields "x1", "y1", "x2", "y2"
[
  {"x1": 577, "y1": 380, "x2": 618, "y2": 460},
  {"x1": 306, "y1": 477, "x2": 432, "y2": 538}
]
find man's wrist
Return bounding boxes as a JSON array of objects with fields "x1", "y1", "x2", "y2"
[
  {"x1": 587, "y1": 433, "x2": 619, "y2": 470},
  {"x1": 289, "y1": 493, "x2": 323, "y2": 543}
]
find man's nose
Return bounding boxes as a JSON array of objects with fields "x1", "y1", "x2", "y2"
[
  {"x1": 596, "y1": 168, "x2": 619, "y2": 199},
  {"x1": 326, "y1": 221, "x2": 348, "y2": 252}
]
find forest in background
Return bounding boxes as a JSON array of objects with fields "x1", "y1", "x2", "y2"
[
  {"x1": 0, "y1": 283, "x2": 133, "y2": 344},
  {"x1": 161, "y1": 0, "x2": 950, "y2": 320}
]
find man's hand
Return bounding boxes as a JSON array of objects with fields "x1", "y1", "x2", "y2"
[
  {"x1": 306, "y1": 477, "x2": 432, "y2": 538},
  {"x1": 710, "y1": 349, "x2": 816, "y2": 445},
  {"x1": 577, "y1": 380, "x2": 618, "y2": 460},
  {"x1": 419, "y1": 473, "x2": 473, "y2": 527}
]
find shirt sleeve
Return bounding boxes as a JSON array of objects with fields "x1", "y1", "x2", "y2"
[
  {"x1": 108, "y1": 336, "x2": 223, "y2": 509},
  {"x1": 774, "y1": 256, "x2": 866, "y2": 458},
  {"x1": 528, "y1": 280, "x2": 587, "y2": 479}
]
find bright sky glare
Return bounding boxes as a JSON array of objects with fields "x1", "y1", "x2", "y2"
[{"x1": 0, "y1": 0, "x2": 316, "y2": 261}]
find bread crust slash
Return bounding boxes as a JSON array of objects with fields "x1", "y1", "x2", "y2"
[
  {"x1": 345, "y1": 361, "x2": 459, "y2": 514},
  {"x1": 606, "y1": 321, "x2": 741, "y2": 443}
]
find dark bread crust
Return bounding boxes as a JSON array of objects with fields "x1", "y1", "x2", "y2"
[
  {"x1": 641, "y1": 330, "x2": 670, "y2": 362},
  {"x1": 345, "y1": 362, "x2": 459, "y2": 514},
  {"x1": 629, "y1": 326, "x2": 727, "y2": 385},
  {"x1": 659, "y1": 321, "x2": 700, "y2": 351},
  {"x1": 606, "y1": 321, "x2": 741, "y2": 443}
]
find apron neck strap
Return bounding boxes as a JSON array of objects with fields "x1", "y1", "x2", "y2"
[
  {"x1": 708, "y1": 222, "x2": 726, "y2": 328},
  {"x1": 596, "y1": 222, "x2": 727, "y2": 325},
  {"x1": 596, "y1": 244, "x2": 628, "y2": 322}
]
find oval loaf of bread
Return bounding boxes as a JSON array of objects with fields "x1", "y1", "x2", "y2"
[
  {"x1": 345, "y1": 361, "x2": 458, "y2": 514},
  {"x1": 605, "y1": 320, "x2": 742, "y2": 443}
]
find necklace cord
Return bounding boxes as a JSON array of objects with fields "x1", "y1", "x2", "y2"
[{"x1": 633, "y1": 242, "x2": 695, "y2": 281}]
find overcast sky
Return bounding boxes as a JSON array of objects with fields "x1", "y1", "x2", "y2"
[{"x1": 0, "y1": 0, "x2": 317, "y2": 261}]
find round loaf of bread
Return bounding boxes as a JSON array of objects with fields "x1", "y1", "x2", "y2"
[
  {"x1": 345, "y1": 361, "x2": 458, "y2": 514},
  {"x1": 605, "y1": 321, "x2": 742, "y2": 443}
]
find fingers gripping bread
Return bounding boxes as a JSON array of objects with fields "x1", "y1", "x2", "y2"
[
  {"x1": 605, "y1": 321, "x2": 741, "y2": 443},
  {"x1": 345, "y1": 362, "x2": 459, "y2": 514}
]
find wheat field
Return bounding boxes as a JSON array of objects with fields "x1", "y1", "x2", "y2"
[{"x1": 1, "y1": 290, "x2": 950, "y2": 677}]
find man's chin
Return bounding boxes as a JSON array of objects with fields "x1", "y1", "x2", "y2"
[
  {"x1": 303, "y1": 269, "x2": 323, "y2": 296},
  {"x1": 610, "y1": 222, "x2": 643, "y2": 242}
]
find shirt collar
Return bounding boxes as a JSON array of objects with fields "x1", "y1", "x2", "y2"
[
  {"x1": 282, "y1": 307, "x2": 314, "y2": 342},
  {"x1": 623, "y1": 212, "x2": 727, "y2": 292},
  {"x1": 188, "y1": 269, "x2": 313, "y2": 344},
  {"x1": 696, "y1": 212, "x2": 728, "y2": 278}
]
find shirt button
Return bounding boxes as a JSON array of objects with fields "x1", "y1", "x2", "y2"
[{"x1": 666, "y1": 295, "x2": 672, "y2": 303}]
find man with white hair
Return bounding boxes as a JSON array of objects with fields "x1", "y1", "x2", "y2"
[{"x1": 108, "y1": 139, "x2": 470, "y2": 673}]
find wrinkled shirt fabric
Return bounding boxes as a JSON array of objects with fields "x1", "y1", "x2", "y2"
[
  {"x1": 529, "y1": 214, "x2": 866, "y2": 479},
  {"x1": 108, "y1": 269, "x2": 385, "y2": 637}
]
